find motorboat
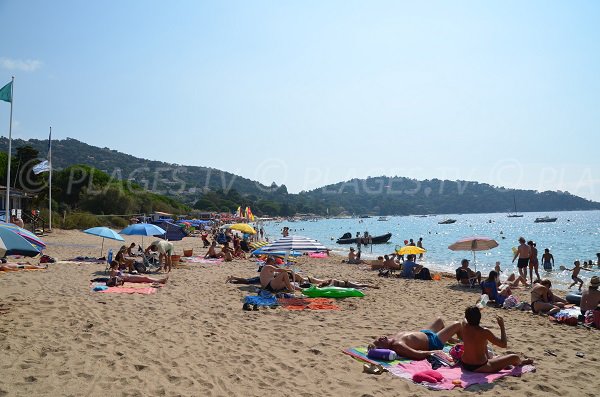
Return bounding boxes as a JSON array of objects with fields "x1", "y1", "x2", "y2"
[
  {"x1": 534, "y1": 216, "x2": 557, "y2": 223},
  {"x1": 336, "y1": 232, "x2": 392, "y2": 244},
  {"x1": 377, "y1": 216, "x2": 388, "y2": 221},
  {"x1": 438, "y1": 219, "x2": 457, "y2": 224}
]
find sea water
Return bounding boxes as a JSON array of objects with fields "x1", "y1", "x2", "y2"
[{"x1": 261, "y1": 210, "x2": 600, "y2": 291}]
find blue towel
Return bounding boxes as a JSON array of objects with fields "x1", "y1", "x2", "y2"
[
  {"x1": 244, "y1": 291, "x2": 278, "y2": 306},
  {"x1": 93, "y1": 285, "x2": 109, "y2": 291}
]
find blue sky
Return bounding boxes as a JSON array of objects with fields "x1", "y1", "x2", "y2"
[{"x1": 1, "y1": 1, "x2": 599, "y2": 200}]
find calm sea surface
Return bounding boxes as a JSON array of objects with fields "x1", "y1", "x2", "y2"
[{"x1": 261, "y1": 210, "x2": 600, "y2": 291}]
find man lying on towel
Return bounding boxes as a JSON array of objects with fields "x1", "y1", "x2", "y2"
[{"x1": 370, "y1": 317, "x2": 462, "y2": 360}]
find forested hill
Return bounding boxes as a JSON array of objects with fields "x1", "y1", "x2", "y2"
[
  {"x1": 0, "y1": 137, "x2": 271, "y2": 199},
  {"x1": 299, "y1": 177, "x2": 600, "y2": 215},
  {"x1": 1, "y1": 137, "x2": 599, "y2": 216}
]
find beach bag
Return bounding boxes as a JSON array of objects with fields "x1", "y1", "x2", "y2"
[
  {"x1": 417, "y1": 267, "x2": 432, "y2": 280},
  {"x1": 502, "y1": 295, "x2": 519, "y2": 309},
  {"x1": 134, "y1": 262, "x2": 147, "y2": 274},
  {"x1": 39, "y1": 255, "x2": 55, "y2": 264},
  {"x1": 584, "y1": 310, "x2": 600, "y2": 329}
]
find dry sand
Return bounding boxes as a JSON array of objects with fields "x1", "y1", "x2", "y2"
[{"x1": 0, "y1": 229, "x2": 599, "y2": 396}]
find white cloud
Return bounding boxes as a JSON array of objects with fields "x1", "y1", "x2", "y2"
[{"x1": 0, "y1": 58, "x2": 42, "y2": 72}]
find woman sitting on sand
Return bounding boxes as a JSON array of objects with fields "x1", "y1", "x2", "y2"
[
  {"x1": 481, "y1": 271, "x2": 512, "y2": 305},
  {"x1": 220, "y1": 242, "x2": 233, "y2": 262},
  {"x1": 530, "y1": 279, "x2": 563, "y2": 315},
  {"x1": 344, "y1": 247, "x2": 364, "y2": 264},
  {"x1": 115, "y1": 246, "x2": 135, "y2": 273},
  {"x1": 109, "y1": 261, "x2": 168, "y2": 285}
]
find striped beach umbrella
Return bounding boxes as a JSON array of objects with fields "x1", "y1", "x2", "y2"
[
  {"x1": 261, "y1": 235, "x2": 327, "y2": 253},
  {"x1": 0, "y1": 228, "x2": 41, "y2": 257},
  {"x1": 0, "y1": 222, "x2": 46, "y2": 251}
]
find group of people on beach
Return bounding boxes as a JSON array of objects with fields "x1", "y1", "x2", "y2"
[{"x1": 371, "y1": 307, "x2": 533, "y2": 373}]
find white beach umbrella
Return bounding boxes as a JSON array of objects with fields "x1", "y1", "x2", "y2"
[{"x1": 261, "y1": 235, "x2": 327, "y2": 253}]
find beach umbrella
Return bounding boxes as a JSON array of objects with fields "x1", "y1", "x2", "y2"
[
  {"x1": 396, "y1": 245, "x2": 426, "y2": 256},
  {"x1": 249, "y1": 241, "x2": 269, "y2": 250},
  {"x1": 83, "y1": 227, "x2": 125, "y2": 257},
  {"x1": 223, "y1": 223, "x2": 256, "y2": 235},
  {"x1": 0, "y1": 222, "x2": 46, "y2": 251},
  {"x1": 120, "y1": 223, "x2": 166, "y2": 247},
  {"x1": 252, "y1": 247, "x2": 303, "y2": 257},
  {"x1": 448, "y1": 236, "x2": 499, "y2": 271},
  {"x1": 261, "y1": 235, "x2": 327, "y2": 258},
  {"x1": 0, "y1": 228, "x2": 41, "y2": 257}
]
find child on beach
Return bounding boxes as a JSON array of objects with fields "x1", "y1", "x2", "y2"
[{"x1": 566, "y1": 261, "x2": 591, "y2": 291}]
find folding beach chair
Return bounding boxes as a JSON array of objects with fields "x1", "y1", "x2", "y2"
[{"x1": 455, "y1": 267, "x2": 478, "y2": 288}]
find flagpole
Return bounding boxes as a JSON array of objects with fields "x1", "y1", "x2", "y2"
[
  {"x1": 4, "y1": 76, "x2": 14, "y2": 222},
  {"x1": 48, "y1": 126, "x2": 52, "y2": 231}
]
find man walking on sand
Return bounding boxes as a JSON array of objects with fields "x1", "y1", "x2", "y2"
[{"x1": 512, "y1": 237, "x2": 530, "y2": 281}]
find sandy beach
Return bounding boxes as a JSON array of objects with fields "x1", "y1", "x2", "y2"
[{"x1": 1, "y1": 230, "x2": 599, "y2": 397}]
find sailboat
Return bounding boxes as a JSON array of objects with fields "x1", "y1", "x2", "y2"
[{"x1": 507, "y1": 196, "x2": 523, "y2": 218}]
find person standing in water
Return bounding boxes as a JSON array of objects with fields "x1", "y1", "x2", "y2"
[
  {"x1": 528, "y1": 241, "x2": 540, "y2": 282},
  {"x1": 542, "y1": 248, "x2": 554, "y2": 271},
  {"x1": 512, "y1": 237, "x2": 530, "y2": 282}
]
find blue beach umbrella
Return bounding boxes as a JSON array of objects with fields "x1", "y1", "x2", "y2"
[
  {"x1": 0, "y1": 228, "x2": 41, "y2": 257},
  {"x1": 0, "y1": 222, "x2": 46, "y2": 251},
  {"x1": 83, "y1": 227, "x2": 125, "y2": 257},
  {"x1": 120, "y1": 223, "x2": 166, "y2": 247}
]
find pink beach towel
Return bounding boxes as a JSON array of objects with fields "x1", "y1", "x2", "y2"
[
  {"x1": 308, "y1": 252, "x2": 327, "y2": 259},
  {"x1": 91, "y1": 282, "x2": 159, "y2": 295},
  {"x1": 180, "y1": 256, "x2": 224, "y2": 264},
  {"x1": 388, "y1": 359, "x2": 535, "y2": 390}
]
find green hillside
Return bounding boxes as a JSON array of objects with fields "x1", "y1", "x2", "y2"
[{"x1": 2, "y1": 137, "x2": 599, "y2": 216}]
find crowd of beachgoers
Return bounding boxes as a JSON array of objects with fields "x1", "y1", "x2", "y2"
[{"x1": 0, "y1": 222, "x2": 599, "y2": 396}]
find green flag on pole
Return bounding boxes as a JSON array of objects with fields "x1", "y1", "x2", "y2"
[{"x1": 0, "y1": 81, "x2": 12, "y2": 103}]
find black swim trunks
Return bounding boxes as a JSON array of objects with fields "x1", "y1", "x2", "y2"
[{"x1": 517, "y1": 258, "x2": 529, "y2": 268}]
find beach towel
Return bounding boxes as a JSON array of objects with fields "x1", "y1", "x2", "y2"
[
  {"x1": 244, "y1": 291, "x2": 278, "y2": 307},
  {"x1": 308, "y1": 252, "x2": 327, "y2": 259},
  {"x1": 90, "y1": 282, "x2": 159, "y2": 295},
  {"x1": 388, "y1": 358, "x2": 535, "y2": 390},
  {"x1": 278, "y1": 297, "x2": 340, "y2": 311},
  {"x1": 65, "y1": 257, "x2": 105, "y2": 263},
  {"x1": 344, "y1": 346, "x2": 535, "y2": 390},
  {"x1": 180, "y1": 257, "x2": 224, "y2": 264}
]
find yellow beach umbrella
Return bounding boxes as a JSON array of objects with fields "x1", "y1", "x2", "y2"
[
  {"x1": 396, "y1": 245, "x2": 426, "y2": 255},
  {"x1": 225, "y1": 223, "x2": 256, "y2": 235}
]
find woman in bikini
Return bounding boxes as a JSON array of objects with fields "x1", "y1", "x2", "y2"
[{"x1": 530, "y1": 279, "x2": 562, "y2": 315}]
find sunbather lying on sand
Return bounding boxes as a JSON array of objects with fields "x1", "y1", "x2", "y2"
[
  {"x1": 460, "y1": 306, "x2": 533, "y2": 372},
  {"x1": 0, "y1": 263, "x2": 47, "y2": 271},
  {"x1": 109, "y1": 261, "x2": 169, "y2": 284},
  {"x1": 370, "y1": 317, "x2": 461, "y2": 360}
]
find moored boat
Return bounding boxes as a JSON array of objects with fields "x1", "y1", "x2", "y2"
[
  {"x1": 438, "y1": 219, "x2": 457, "y2": 224},
  {"x1": 534, "y1": 216, "x2": 557, "y2": 223},
  {"x1": 336, "y1": 232, "x2": 392, "y2": 244}
]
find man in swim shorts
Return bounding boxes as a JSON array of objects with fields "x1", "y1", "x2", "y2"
[
  {"x1": 370, "y1": 317, "x2": 461, "y2": 360},
  {"x1": 460, "y1": 306, "x2": 533, "y2": 372},
  {"x1": 512, "y1": 237, "x2": 530, "y2": 281}
]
